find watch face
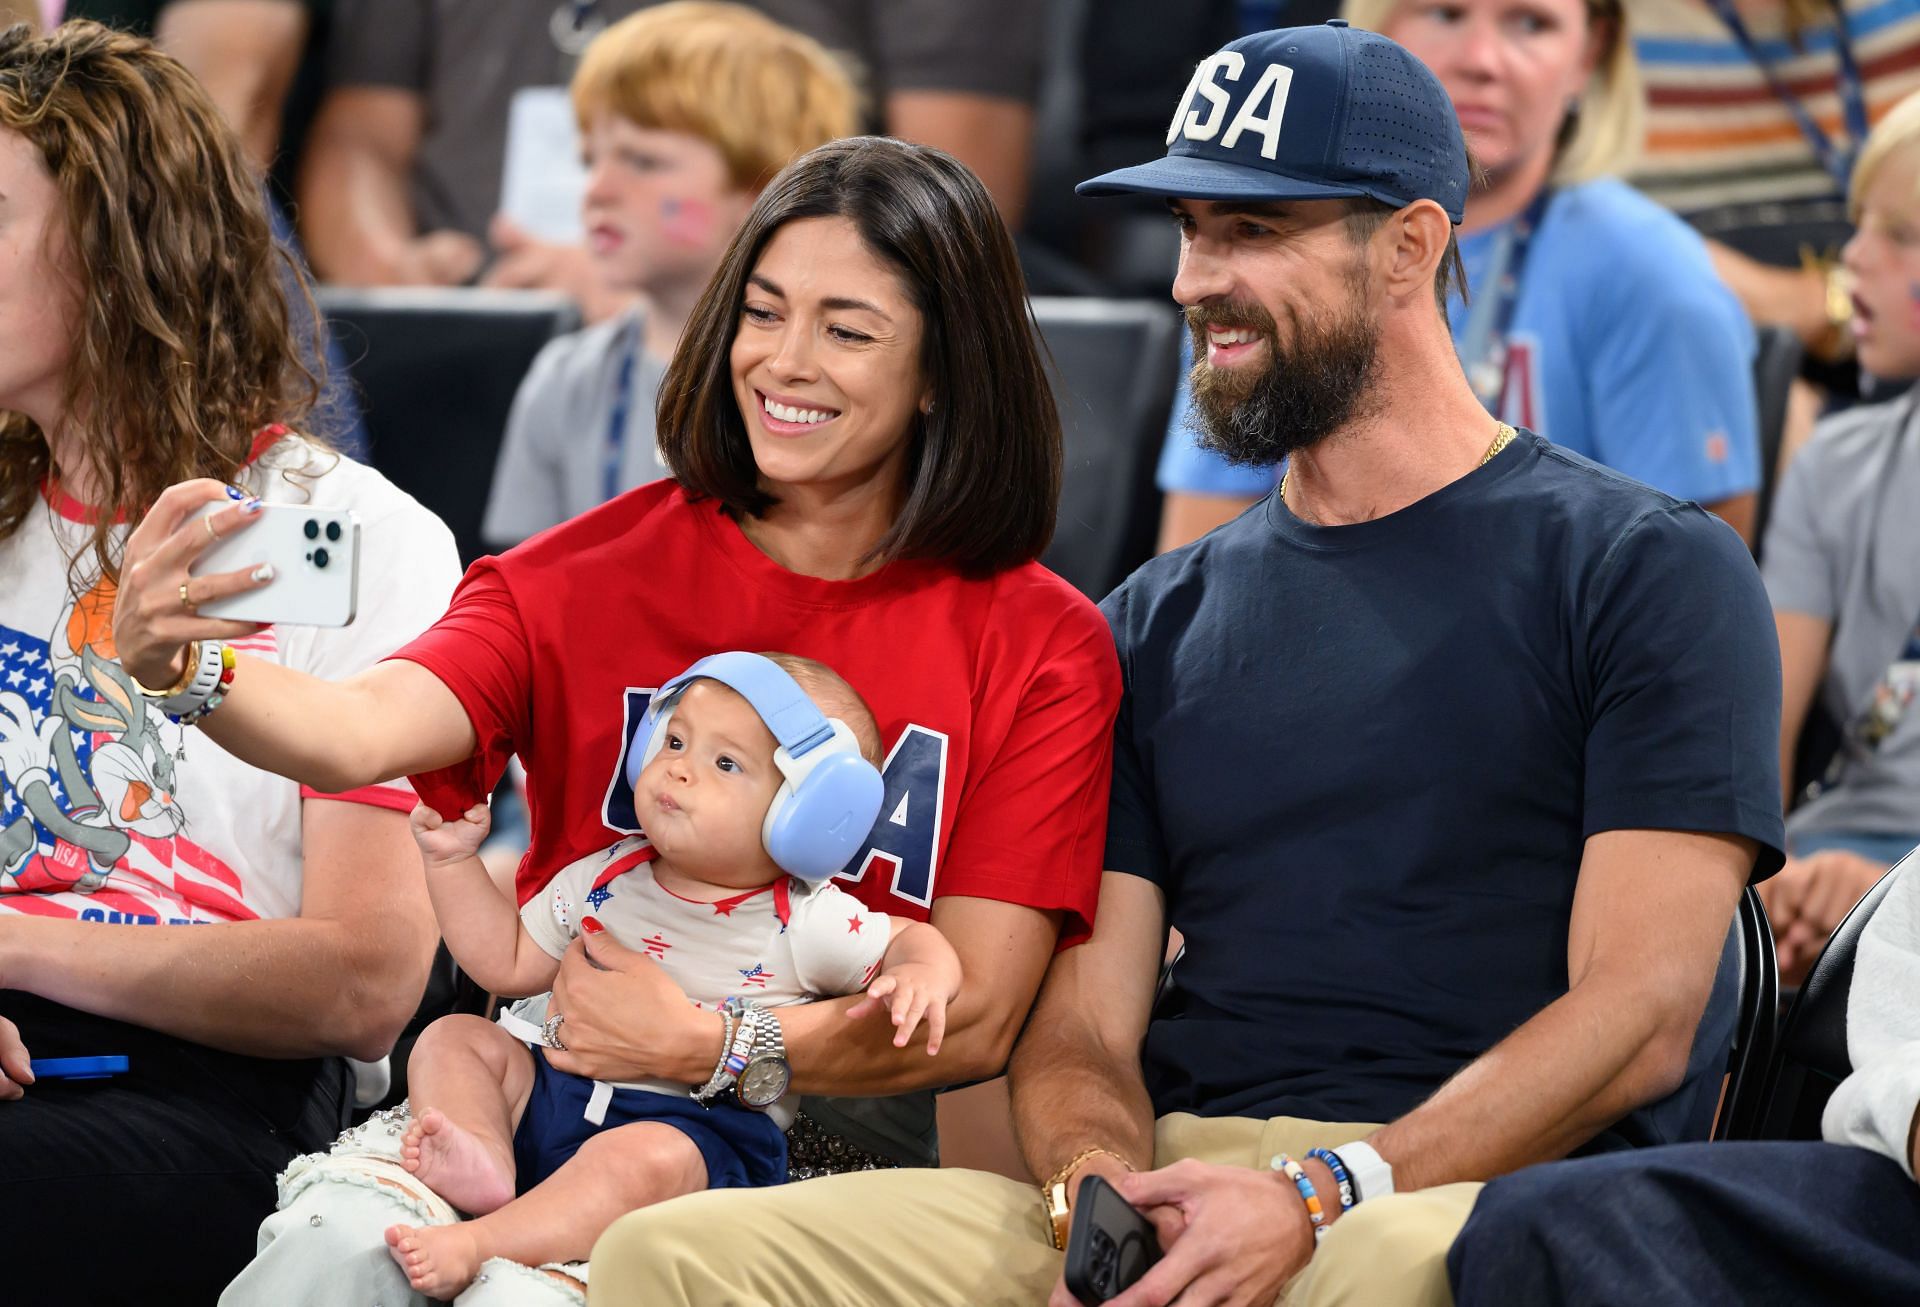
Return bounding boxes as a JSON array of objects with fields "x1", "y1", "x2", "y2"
[{"x1": 737, "y1": 1055, "x2": 790, "y2": 1108}]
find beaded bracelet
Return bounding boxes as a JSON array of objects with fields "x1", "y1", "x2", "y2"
[
  {"x1": 1306, "y1": 1148, "x2": 1357, "y2": 1212},
  {"x1": 1270, "y1": 1153, "x2": 1328, "y2": 1241}
]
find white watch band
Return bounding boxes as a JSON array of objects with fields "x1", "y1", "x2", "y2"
[
  {"x1": 1333, "y1": 1140, "x2": 1394, "y2": 1203},
  {"x1": 156, "y1": 639, "x2": 226, "y2": 717}
]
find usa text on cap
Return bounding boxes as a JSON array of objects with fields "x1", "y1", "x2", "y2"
[{"x1": 1077, "y1": 20, "x2": 1470, "y2": 224}]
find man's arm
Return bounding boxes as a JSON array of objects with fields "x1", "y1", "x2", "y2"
[
  {"x1": 2, "y1": 798, "x2": 439, "y2": 1063},
  {"x1": 1156, "y1": 491, "x2": 1261, "y2": 554},
  {"x1": 1708, "y1": 239, "x2": 1838, "y2": 354},
  {"x1": 296, "y1": 86, "x2": 481, "y2": 285},
  {"x1": 155, "y1": 0, "x2": 308, "y2": 171},
  {"x1": 1701, "y1": 492, "x2": 1758, "y2": 548},
  {"x1": 1363, "y1": 828, "x2": 1753, "y2": 1189},
  {"x1": 1008, "y1": 871, "x2": 1166, "y2": 1189},
  {"x1": 886, "y1": 91, "x2": 1032, "y2": 228}
]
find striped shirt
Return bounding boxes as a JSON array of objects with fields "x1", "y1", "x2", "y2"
[{"x1": 1628, "y1": 0, "x2": 1920, "y2": 221}]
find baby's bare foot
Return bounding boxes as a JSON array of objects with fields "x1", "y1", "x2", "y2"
[
  {"x1": 400, "y1": 1108, "x2": 514, "y2": 1216},
  {"x1": 385, "y1": 1222, "x2": 487, "y2": 1301}
]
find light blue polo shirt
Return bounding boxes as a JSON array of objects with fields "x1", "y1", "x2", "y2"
[{"x1": 1158, "y1": 178, "x2": 1761, "y2": 505}]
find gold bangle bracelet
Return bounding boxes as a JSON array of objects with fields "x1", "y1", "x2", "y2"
[{"x1": 131, "y1": 642, "x2": 201, "y2": 700}]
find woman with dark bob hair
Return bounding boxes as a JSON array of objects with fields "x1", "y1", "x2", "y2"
[
  {"x1": 114, "y1": 135, "x2": 1120, "y2": 1303},
  {"x1": 0, "y1": 21, "x2": 459, "y2": 1304}
]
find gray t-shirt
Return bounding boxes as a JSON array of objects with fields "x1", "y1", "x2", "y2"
[
  {"x1": 327, "y1": 0, "x2": 1047, "y2": 239},
  {"x1": 481, "y1": 308, "x2": 670, "y2": 548},
  {"x1": 1763, "y1": 395, "x2": 1920, "y2": 841}
]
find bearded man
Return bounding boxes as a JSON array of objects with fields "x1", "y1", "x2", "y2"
[{"x1": 585, "y1": 22, "x2": 1786, "y2": 1307}]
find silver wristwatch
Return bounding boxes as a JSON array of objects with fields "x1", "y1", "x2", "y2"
[{"x1": 729, "y1": 999, "x2": 790, "y2": 1111}]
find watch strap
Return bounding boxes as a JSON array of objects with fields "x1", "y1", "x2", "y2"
[
  {"x1": 1040, "y1": 1147, "x2": 1133, "y2": 1251},
  {"x1": 1330, "y1": 1139, "x2": 1394, "y2": 1203},
  {"x1": 153, "y1": 640, "x2": 225, "y2": 716}
]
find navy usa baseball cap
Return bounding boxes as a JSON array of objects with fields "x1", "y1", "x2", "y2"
[{"x1": 1077, "y1": 21, "x2": 1470, "y2": 223}]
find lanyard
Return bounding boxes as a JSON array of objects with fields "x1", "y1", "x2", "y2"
[
  {"x1": 603, "y1": 318, "x2": 639, "y2": 504},
  {"x1": 1457, "y1": 190, "x2": 1549, "y2": 417},
  {"x1": 1706, "y1": 0, "x2": 1868, "y2": 192}
]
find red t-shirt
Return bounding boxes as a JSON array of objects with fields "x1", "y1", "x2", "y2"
[{"x1": 392, "y1": 483, "x2": 1119, "y2": 944}]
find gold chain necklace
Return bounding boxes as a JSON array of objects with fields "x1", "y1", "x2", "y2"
[{"x1": 1279, "y1": 422, "x2": 1518, "y2": 511}]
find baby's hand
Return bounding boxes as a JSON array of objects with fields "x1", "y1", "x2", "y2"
[
  {"x1": 851, "y1": 962, "x2": 958, "y2": 1055},
  {"x1": 409, "y1": 803, "x2": 491, "y2": 868}
]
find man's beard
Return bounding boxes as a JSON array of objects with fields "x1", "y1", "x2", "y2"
[{"x1": 1185, "y1": 269, "x2": 1381, "y2": 467}]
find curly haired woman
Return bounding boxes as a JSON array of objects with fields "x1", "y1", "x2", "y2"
[{"x1": 0, "y1": 21, "x2": 460, "y2": 1301}]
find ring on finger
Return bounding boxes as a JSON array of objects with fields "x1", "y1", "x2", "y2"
[
  {"x1": 541, "y1": 1012, "x2": 569, "y2": 1052},
  {"x1": 178, "y1": 582, "x2": 195, "y2": 613},
  {"x1": 203, "y1": 514, "x2": 220, "y2": 543}
]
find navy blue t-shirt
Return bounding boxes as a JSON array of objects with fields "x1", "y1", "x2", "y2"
[{"x1": 1103, "y1": 430, "x2": 1785, "y2": 1148}]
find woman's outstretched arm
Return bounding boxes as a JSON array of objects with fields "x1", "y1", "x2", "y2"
[{"x1": 113, "y1": 479, "x2": 478, "y2": 791}]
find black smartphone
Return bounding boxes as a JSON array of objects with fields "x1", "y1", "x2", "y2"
[{"x1": 1063, "y1": 1173, "x2": 1163, "y2": 1304}]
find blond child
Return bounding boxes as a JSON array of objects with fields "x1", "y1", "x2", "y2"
[
  {"x1": 383, "y1": 652, "x2": 961, "y2": 1298},
  {"x1": 1759, "y1": 89, "x2": 1920, "y2": 981},
  {"x1": 480, "y1": 2, "x2": 860, "y2": 547}
]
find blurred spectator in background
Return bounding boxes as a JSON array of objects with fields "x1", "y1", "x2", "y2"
[
  {"x1": 47, "y1": 0, "x2": 369, "y2": 458},
  {"x1": 1760, "y1": 87, "x2": 1920, "y2": 984},
  {"x1": 62, "y1": 0, "x2": 310, "y2": 169},
  {"x1": 1627, "y1": 0, "x2": 1920, "y2": 369},
  {"x1": 1156, "y1": 0, "x2": 1760, "y2": 552},
  {"x1": 300, "y1": 0, "x2": 1044, "y2": 315},
  {"x1": 480, "y1": 2, "x2": 858, "y2": 550}
]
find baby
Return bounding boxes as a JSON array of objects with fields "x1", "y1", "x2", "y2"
[{"x1": 383, "y1": 651, "x2": 962, "y2": 1298}]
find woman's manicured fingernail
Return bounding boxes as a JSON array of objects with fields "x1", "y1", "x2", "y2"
[
  {"x1": 581, "y1": 916, "x2": 605, "y2": 935},
  {"x1": 242, "y1": 498, "x2": 263, "y2": 514},
  {"x1": 225, "y1": 484, "x2": 246, "y2": 500},
  {"x1": 251, "y1": 563, "x2": 275, "y2": 582}
]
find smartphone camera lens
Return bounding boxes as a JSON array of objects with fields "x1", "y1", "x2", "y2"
[
  {"x1": 312, "y1": 547, "x2": 329, "y2": 569},
  {"x1": 324, "y1": 521, "x2": 341, "y2": 542},
  {"x1": 303, "y1": 519, "x2": 319, "y2": 540}
]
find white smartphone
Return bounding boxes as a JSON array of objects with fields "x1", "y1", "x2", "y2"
[{"x1": 188, "y1": 502, "x2": 361, "y2": 627}]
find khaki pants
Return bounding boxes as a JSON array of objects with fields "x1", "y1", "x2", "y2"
[{"x1": 589, "y1": 1113, "x2": 1482, "y2": 1306}]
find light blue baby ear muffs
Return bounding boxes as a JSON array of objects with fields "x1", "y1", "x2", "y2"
[{"x1": 623, "y1": 652, "x2": 885, "y2": 882}]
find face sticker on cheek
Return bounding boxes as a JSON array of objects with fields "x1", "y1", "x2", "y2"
[{"x1": 660, "y1": 197, "x2": 718, "y2": 247}]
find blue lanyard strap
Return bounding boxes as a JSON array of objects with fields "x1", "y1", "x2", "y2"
[
  {"x1": 1458, "y1": 190, "x2": 1550, "y2": 417},
  {"x1": 603, "y1": 318, "x2": 639, "y2": 504},
  {"x1": 1705, "y1": 0, "x2": 1869, "y2": 191}
]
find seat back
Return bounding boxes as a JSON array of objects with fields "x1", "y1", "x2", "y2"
[
  {"x1": 317, "y1": 286, "x2": 581, "y2": 565},
  {"x1": 1714, "y1": 885, "x2": 1780, "y2": 1139},
  {"x1": 1033, "y1": 297, "x2": 1180, "y2": 599},
  {"x1": 1750, "y1": 324, "x2": 1804, "y2": 552},
  {"x1": 1748, "y1": 854, "x2": 1910, "y2": 1140}
]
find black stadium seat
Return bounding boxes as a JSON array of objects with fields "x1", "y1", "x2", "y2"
[
  {"x1": 1738, "y1": 854, "x2": 1911, "y2": 1141},
  {"x1": 1033, "y1": 297, "x2": 1182, "y2": 599},
  {"x1": 1749, "y1": 323, "x2": 1804, "y2": 554},
  {"x1": 316, "y1": 286, "x2": 580, "y2": 565},
  {"x1": 318, "y1": 287, "x2": 1177, "y2": 597},
  {"x1": 1714, "y1": 886, "x2": 1779, "y2": 1140}
]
